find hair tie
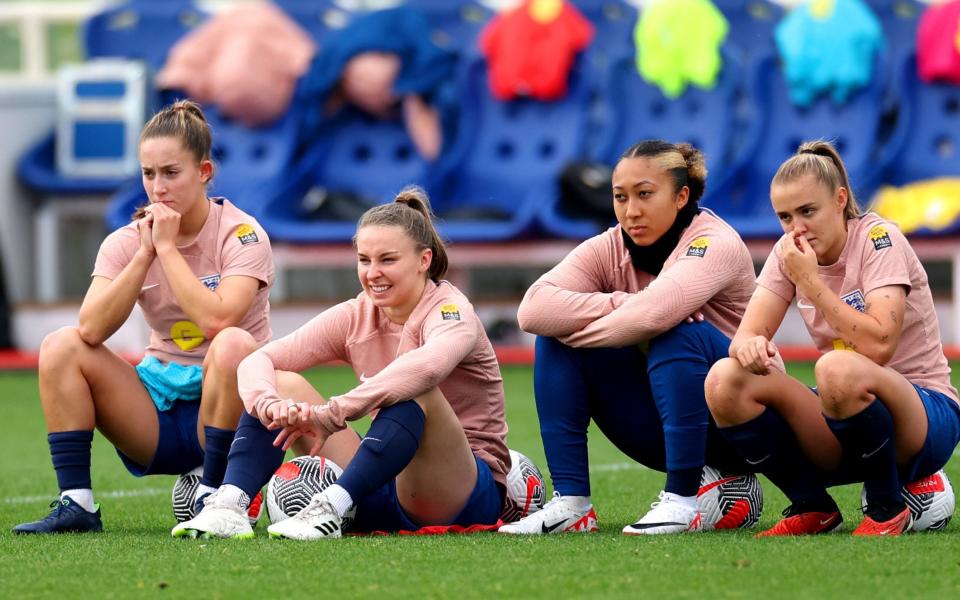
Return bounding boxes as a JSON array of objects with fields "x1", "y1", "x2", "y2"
[{"x1": 799, "y1": 148, "x2": 819, "y2": 156}]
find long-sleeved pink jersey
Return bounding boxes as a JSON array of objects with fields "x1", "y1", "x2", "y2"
[
  {"x1": 238, "y1": 280, "x2": 510, "y2": 484},
  {"x1": 518, "y1": 210, "x2": 755, "y2": 347}
]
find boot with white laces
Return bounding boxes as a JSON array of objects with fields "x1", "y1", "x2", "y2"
[
  {"x1": 171, "y1": 486, "x2": 254, "y2": 539},
  {"x1": 622, "y1": 491, "x2": 702, "y2": 535},
  {"x1": 267, "y1": 491, "x2": 342, "y2": 540}
]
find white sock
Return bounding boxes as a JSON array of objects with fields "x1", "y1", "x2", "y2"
[
  {"x1": 195, "y1": 484, "x2": 217, "y2": 500},
  {"x1": 323, "y1": 484, "x2": 354, "y2": 518},
  {"x1": 562, "y1": 495, "x2": 592, "y2": 511},
  {"x1": 218, "y1": 484, "x2": 250, "y2": 512},
  {"x1": 662, "y1": 492, "x2": 697, "y2": 510},
  {"x1": 61, "y1": 489, "x2": 95, "y2": 513}
]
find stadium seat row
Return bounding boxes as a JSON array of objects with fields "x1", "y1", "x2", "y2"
[{"x1": 21, "y1": 1, "x2": 956, "y2": 243}]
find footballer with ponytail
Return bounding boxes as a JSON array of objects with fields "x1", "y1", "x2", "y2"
[{"x1": 177, "y1": 186, "x2": 510, "y2": 540}]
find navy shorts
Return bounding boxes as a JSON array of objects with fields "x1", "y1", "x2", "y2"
[
  {"x1": 827, "y1": 384, "x2": 960, "y2": 486},
  {"x1": 350, "y1": 454, "x2": 503, "y2": 533},
  {"x1": 901, "y1": 385, "x2": 960, "y2": 482},
  {"x1": 116, "y1": 399, "x2": 204, "y2": 477}
]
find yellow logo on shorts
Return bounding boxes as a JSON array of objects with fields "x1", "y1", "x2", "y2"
[
  {"x1": 236, "y1": 224, "x2": 259, "y2": 245},
  {"x1": 440, "y1": 303, "x2": 461, "y2": 321},
  {"x1": 868, "y1": 225, "x2": 892, "y2": 250},
  {"x1": 170, "y1": 320, "x2": 205, "y2": 351},
  {"x1": 686, "y1": 237, "x2": 710, "y2": 258}
]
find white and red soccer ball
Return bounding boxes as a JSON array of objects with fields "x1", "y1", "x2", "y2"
[
  {"x1": 697, "y1": 465, "x2": 764, "y2": 530},
  {"x1": 860, "y1": 469, "x2": 955, "y2": 532},
  {"x1": 501, "y1": 449, "x2": 547, "y2": 523},
  {"x1": 266, "y1": 455, "x2": 355, "y2": 530}
]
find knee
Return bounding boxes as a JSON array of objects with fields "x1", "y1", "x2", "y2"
[
  {"x1": 38, "y1": 327, "x2": 86, "y2": 372},
  {"x1": 704, "y1": 358, "x2": 750, "y2": 418},
  {"x1": 648, "y1": 321, "x2": 701, "y2": 361},
  {"x1": 815, "y1": 351, "x2": 870, "y2": 416},
  {"x1": 203, "y1": 327, "x2": 257, "y2": 376},
  {"x1": 276, "y1": 371, "x2": 325, "y2": 403}
]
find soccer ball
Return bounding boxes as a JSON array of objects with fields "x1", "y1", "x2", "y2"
[
  {"x1": 171, "y1": 466, "x2": 203, "y2": 524},
  {"x1": 860, "y1": 469, "x2": 955, "y2": 532},
  {"x1": 697, "y1": 465, "x2": 763, "y2": 530},
  {"x1": 266, "y1": 456, "x2": 355, "y2": 530},
  {"x1": 171, "y1": 465, "x2": 264, "y2": 526},
  {"x1": 500, "y1": 449, "x2": 547, "y2": 522}
]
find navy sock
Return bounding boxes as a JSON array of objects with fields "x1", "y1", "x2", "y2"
[
  {"x1": 825, "y1": 401, "x2": 903, "y2": 511},
  {"x1": 222, "y1": 413, "x2": 285, "y2": 500},
  {"x1": 665, "y1": 467, "x2": 703, "y2": 497},
  {"x1": 720, "y1": 409, "x2": 834, "y2": 508},
  {"x1": 49, "y1": 430, "x2": 93, "y2": 492},
  {"x1": 200, "y1": 426, "x2": 235, "y2": 489},
  {"x1": 337, "y1": 401, "x2": 425, "y2": 503}
]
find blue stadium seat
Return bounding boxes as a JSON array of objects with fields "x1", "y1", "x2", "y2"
[
  {"x1": 18, "y1": 132, "x2": 135, "y2": 196},
  {"x1": 273, "y1": 0, "x2": 355, "y2": 46},
  {"x1": 864, "y1": 0, "x2": 923, "y2": 67},
  {"x1": 105, "y1": 104, "x2": 303, "y2": 230},
  {"x1": 539, "y1": 49, "x2": 749, "y2": 239},
  {"x1": 82, "y1": 0, "x2": 208, "y2": 71},
  {"x1": 20, "y1": 2, "x2": 208, "y2": 198},
  {"x1": 713, "y1": 0, "x2": 784, "y2": 65},
  {"x1": 717, "y1": 52, "x2": 895, "y2": 238},
  {"x1": 575, "y1": 0, "x2": 638, "y2": 65},
  {"x1": 253, "y1": 106, "x2": 432, "y2": 243},
  {"x1": 406, "y1": 0, "x2": 494, "y2": 58},
  {"x1": 433, "y1": 56, "x2": 593, "y2": 242},
  {"x1": 880, "y1": 53, "x2": 960, "y2": 234}
]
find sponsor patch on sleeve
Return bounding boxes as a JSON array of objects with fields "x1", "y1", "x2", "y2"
[
  {"x1": 440, "y1": 303, "x2": 461, "y2": 321},
  {"x1": 868, "y1": 225, "x2": 892, "y2": 250},
  {"x1": 236, "y1": 224, "x2": 259, "y2": 245},
  {"x1": 686, "y1": 236, "x2": 710, "y2": 258}
]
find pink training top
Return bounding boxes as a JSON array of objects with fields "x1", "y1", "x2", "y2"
[
  {"x1": 758, "y1": 213, "x2": 958, "y2": 402},
  {"x1": 93, "y1": 198, "x2": 274, "y2": 366},
  {"x1": 518, "y1": 210, "x2": 755, "y2": 346},
  {"x1": 238, "y1": 280, "x2": 510, "y2": 485}
]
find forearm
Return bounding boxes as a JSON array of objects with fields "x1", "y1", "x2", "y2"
[
  {"x1": 237, "y1": 350, "x2": 282, "y2": 417},
  {"x1": 800, "y1": 279, "x2": 891, "y2": 359},
  {"x1": 78, "y1": 252, "x2": 154, "y2": 345},
  {"x1": 517, "y1": 283, "x2": 629, "y2": 337},
  {"x1": 155, "y1": 245, "x2": 235, "y2": 336}
]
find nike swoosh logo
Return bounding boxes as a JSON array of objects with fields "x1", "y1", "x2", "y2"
[
  {"x1": 819, "y1": 517, "x2": 835, "y2": 525},
  {"x1": 745, "y1": 453, "x2": 772, "y2": 465},
  {"x1": 361, "y1": 437, "x2": 382, "y2": 444},
  {"x1": 698, "y1": 476, "x2": 740, "y2": 495},
  {"x1": 230, "y1": 436, "x2": 247, "y2": 447},
  {"x1": 358, "y1": 372, "x2": 368, "y2": 383},
  {"x1": 140, "y1": 284, "x2": 159, "y2": 292},
  {"x1": 797, "y1": 299, "x2": 815, "y2": 309},
  {"x1": 862, "y1": 438, "x2": 889, "y2": 459},
  {"x1": 541, "y1": 520, "x2": 566, "y2": 533}
]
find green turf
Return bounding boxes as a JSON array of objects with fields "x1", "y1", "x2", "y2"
[{"x1": 1, "y1": 364, "x2": 959, "y2": 599}]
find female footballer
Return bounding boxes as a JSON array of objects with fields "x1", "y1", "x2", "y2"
[
  {"x1": 173, "y1": 187, "x2": 510, "y2": 539},
  {"x1": 13, "y1": 101, "x2": 274, "y2": 534},
  {"x1": 501, "y1": 140, "x2": 757, "y2": 536},
  {"x1": 705, "y1": 140, "x2": 960, "y2": 536}
]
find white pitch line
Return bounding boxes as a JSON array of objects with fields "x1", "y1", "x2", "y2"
[
  {"x1": 5, "y1": 487, "x2": 168, "y2": 505},
  {"x1": 4, "y1": 463, "x2": 649, "y2": 505}
]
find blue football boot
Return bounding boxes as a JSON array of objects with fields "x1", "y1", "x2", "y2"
[{"x1": 13, "y1": 496, "x2": 103, "y2": 534}]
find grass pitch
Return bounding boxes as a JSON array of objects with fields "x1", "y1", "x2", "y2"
[{"x1": 1, "y1": 364, "x2": 958, "y2": 599}]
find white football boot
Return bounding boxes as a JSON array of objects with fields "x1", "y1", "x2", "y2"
[
  {"x1": 172, "y1": 487, "x2": 254, "y2": 539},
  {"x1": 267, "y1": 492, "x2": 342, "y2": 540},
  {"x1": 622, "y1": 491, "x2": 702, "y2": 535},
  {"x1": 498, "y1": 492, "x2": 599, "y2": 535}
]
